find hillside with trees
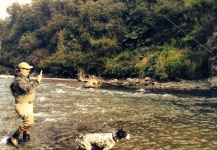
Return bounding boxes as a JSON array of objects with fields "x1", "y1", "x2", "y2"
[{"x1": 0, "y1": 0, "x2": 217, "y2": 81}]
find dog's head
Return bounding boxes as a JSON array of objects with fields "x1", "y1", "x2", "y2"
[{"x1": 116, "y1": 129, "x2": 130, "y2": 140}]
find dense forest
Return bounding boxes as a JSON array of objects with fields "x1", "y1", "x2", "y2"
[{"x1": 0, "y1": 0, "x2": 217, "y2": 81}]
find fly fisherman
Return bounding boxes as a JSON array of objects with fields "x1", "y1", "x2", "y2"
[{"x1": 7, "y1": 62, "x2": 42, "y2": 146}]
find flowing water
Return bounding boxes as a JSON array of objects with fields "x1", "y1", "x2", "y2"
[{"x1": 0, "y1": 77, "x2": 217, "y2": 150}]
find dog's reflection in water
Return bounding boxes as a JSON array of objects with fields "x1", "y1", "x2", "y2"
[{"x1": 75, "y1": 129, "x2": 130, "y2": 150}]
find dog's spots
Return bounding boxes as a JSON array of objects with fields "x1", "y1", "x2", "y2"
[{"x1": 75, "y1": 130, "x2": 130, "y2": 150}]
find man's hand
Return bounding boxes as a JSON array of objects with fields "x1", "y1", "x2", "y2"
[{"x1": 37, "y1": 70, "x2": 43, "y2": 83}]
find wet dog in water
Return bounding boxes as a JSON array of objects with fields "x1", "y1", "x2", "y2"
[{"x1": 75, "y1": 129, "x2": 130, "y2": 150}]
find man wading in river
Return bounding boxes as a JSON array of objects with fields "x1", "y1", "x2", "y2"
[{"x1": 7, "y1": 62, "x2": 42, "y2": 146}]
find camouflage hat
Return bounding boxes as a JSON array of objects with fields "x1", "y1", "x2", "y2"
[{"x1": 18, "y1": 62, "x2": 33, "y2": 69}]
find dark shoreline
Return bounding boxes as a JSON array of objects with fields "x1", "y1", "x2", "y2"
[
  {"x1": 142, "y1": 88, "x2": 217, "y2": 97},
  {"x1": 103, "y1": 84, "x2": 216, "y2": 97},
  {"x1": 100, "y1": 81, "x2": 217, "y2": 97}
]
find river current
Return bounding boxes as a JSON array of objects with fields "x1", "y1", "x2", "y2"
[{"x1": 0, "y1": 77, "x2": 216, "y2": 150}]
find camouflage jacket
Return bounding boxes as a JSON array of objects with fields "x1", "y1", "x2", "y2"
[{"x1": 10, "y1": 71, "x2": 39, "y2": 104}]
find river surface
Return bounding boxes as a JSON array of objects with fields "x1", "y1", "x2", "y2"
[{"x1": 0, "y1": 76, "x2": 216, "y2": 150}]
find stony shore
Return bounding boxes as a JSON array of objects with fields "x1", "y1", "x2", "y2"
[
  {"x1": 103, "y1": 78, "x2": 217, "y2": 97},
  {"x1": 136, "y1": 80, "x2": 215, "y2": 97}
]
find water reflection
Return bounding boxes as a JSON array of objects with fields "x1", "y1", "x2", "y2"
[{"x1": 0, "y1": 77, "x2": 216, "y2": 150}]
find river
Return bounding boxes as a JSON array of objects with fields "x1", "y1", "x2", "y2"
[{"x1": 0, "y1": 76, "x2": 216, "y2": 150}]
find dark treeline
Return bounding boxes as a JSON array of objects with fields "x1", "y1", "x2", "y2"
[{"x1": 0, "y1": 0, "x2": 217, "y2": 80}]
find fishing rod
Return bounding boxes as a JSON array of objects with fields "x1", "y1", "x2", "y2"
[
  {"x1": 32, "y1": 49, "x2": 48, "y2": 78},
  {"x1": 160, "y1": 14, "x2": 215, "y2": 55},
  {"x1": 38, "y1": 48, "x2": 49, "y2": 77}
]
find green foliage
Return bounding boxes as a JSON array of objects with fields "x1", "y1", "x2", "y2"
[
  {"x1": 165, "y1": 50, "x2": 188, "y2": 79},
  {"x1": 18, "y1": 33, "x2": 41, "y2": 55},
  {"x1": 141, "y1": 45, "x2": 210, "y2": 81},
  {"x1": 0, "y1": 67, "x2": 8, "y2": 74},
  {"x1": 186, "y1": 50, "x2": 210, "y2": 79},
  {"x1": 104, "y1": 50, "x2": 140, "y2": 78},
  {"x1": 89, "y1": 36, "x2": 120, "y2": 57},
  {"x1": 0, "y1": 0, "x2": 215, "y2": 80}
]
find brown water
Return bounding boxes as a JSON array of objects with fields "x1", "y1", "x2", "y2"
[{"x1": 0, "y1": 77, "x2": 216, "y2": 150}]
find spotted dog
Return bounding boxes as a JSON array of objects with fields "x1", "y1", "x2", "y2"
[{"x1": 75, "y1": 129, "x2": 130, "y2": 150}]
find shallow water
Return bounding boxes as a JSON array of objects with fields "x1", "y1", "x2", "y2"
[{"x1": 0, "y1": 77, "x2": 216, "y2": 150}]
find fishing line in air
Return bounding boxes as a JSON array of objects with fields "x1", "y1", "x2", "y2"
[{"x1": 161, "y1": 14, "x2": 214, "y2": 55}]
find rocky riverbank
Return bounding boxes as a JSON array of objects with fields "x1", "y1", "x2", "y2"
[{"x1": 103, "y1": 77, "x2": 217, "y2": 97}]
